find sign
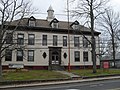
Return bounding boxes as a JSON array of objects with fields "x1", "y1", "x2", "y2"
[
  {"x1": 9, "y1": 64, "x2": 24, "y2": 69},
  {"x1": 103, "y1": 62, "x2": 109, "y2": 69}
]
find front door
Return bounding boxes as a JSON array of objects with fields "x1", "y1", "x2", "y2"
[
  {"x1": 52, "y1": 51, "x2": 59, "y2": 65},
  {"x1": 49, "y1": 47, "x2": 61, "y2": 66}
]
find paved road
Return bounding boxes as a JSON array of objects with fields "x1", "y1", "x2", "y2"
[{"x1": 3, "y1": 79, "x2": 120, "y2": 90}]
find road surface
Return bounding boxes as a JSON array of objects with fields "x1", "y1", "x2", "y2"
[{"x1": 3, "y1": 79, "x2": 120, "y2": 90}]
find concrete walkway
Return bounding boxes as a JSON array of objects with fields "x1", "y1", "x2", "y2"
[{"x1": 56, "y1": 71, "x2": 81, "y2": 78}]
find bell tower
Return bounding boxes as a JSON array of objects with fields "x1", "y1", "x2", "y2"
[{"x1": 47, "y1": 6, "x2": 54, "y2": 21}]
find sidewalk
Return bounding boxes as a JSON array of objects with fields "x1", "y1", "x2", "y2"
[
  {"x1": 56, "y1": 71, "x2": 81, "y2": 78},
  {"x1": 1, "y1": 76, "x2": 120, "y2": 89}
]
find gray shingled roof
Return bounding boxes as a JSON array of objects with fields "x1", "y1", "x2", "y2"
[
  {"x1": 11, "y1": 18, "x2": 89, "y2": 30},
  {"x1": 10, "y1": 17, "x2": 99, "y2": 34},
  {"x1": 10, "y1": 18, "x2": 72, "y2": 29}
]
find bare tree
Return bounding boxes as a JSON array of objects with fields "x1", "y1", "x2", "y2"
[
  {"x1": 0, "y1": 0, "x2": 34, "y2": 80},
  {"x1": 71, "y1": 0, "x2": 109, "y2": 73},
  {"x1": 99, "y1": 37, "x2": 107, "y2": 55},
  {"x1": 99, "y1": 9, "x2": 120, "y2": 68},
  {"x1": 99, "y1": 31, "x2": 111, "y2": 57},
  {"x1": 100, "y1": 38, "x2": 118, "y2": 58}
]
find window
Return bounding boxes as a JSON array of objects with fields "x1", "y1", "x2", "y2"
[
  {"x1": 29, "y1": 21, "x2": 35, "y2": 26},
  {"x1": 6, "y1": 32, "x2": 13, "y2": 44},
  {"x1": 17, "y1": 34, "x2": 24, "y2": 45},
  {"x1": 52, "y1": 23, "x2": 58, "y2": 28},
  {"x1": 42, "y1": 35, "x2": 47, "y2": 46},
  {"x1": 83, "y1": 37, "x2": 88, "y2": 48},
  {"x1": 53, "y1": 35, "x2": 57, "y2": 46},
  {"x1": 71, "y1": 20, "x2": 79, "y2": 30},
  {"x1": 28, "y1": 50, "x2": 34, "y2": 62},
  {"x1": 83, "y1": 52, "x2": 88, "y2": 62},
  {"x1": 63, "y1": 36, "x2": 67, "y2": 46},
  {"x1": 5, "y1": 49, "x2": 12, "y2": 61},
  {"x1": 63, "y1": 53, "x2": 67, "y2": 59},
  {"x1": 73, "y1": 25, "x2": 79, "y2": 30},
  {"x1": 43, "y1": 52, "x2": 47, "y2": 59},
  {"x1": 51, "y1": 18, "x2": 59, "y2": 28},
  {"x1": 74, "y1": 51, "x2": 80, "y2": 62},
  {"x1": 28, "y1": 34, "x2": 35, "y2": 45},
  {"x1": 74, "y1": 37, "x2": 79, "y2": 47},
  {"x1": 28, "y1": 16, "x2": 36, "y2": 26},
  {"x1": 75, "y1": 25, "x2": 79, "y2": 30},
  {"x1": 17, "y1": 50, "x2": 23, "y2": 61}
]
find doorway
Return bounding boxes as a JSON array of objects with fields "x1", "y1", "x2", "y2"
[
  {"x1": 49, "y1": 47, "x2": 61, "y2": 66},
  {"x1": 52, "y1": 51, "x2": 59, "y2": 65}
]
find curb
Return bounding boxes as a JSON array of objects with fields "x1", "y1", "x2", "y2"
[
  {"x1": 82, "y1": 74, "x2": 120, "y2": 79},
  {"x1": 0, "y1": 78, "x2": 72, "y2": 86},
  {"x1": 0, "y1": 75, "x2": 120, "y2": 89}
]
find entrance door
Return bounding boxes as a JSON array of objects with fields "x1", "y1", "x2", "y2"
[
  {"x1": 49, "y1": 47, "x2": 61, "y2": 66},
  {"x1": 52, "y1": 51, "x2": 59, "y2": 65}
]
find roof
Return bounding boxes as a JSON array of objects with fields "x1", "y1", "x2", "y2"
[
  {"x1": 47, "y1": 5, "x2": 54, "y2": 11},
  {"x1": 10, "y1": 18, "x2": 72, "y2": 29},
  {"x1": 9, "y1": 17, "x2": 100, "y2": 35},
  {"x1": 101, "y1": 52, "x2": 120, "y2": 60}
]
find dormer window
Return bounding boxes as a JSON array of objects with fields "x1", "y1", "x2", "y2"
[
  {"x1": 50, "y1": 18, "x2": 59, "y2": 28},
  {"x1": 28, "y1": 16, "x2": 36, "y2": 27},
  {"x1": 29, "y1": 21, "x2": 35, "y2": 26},
  {"x1": 73, "y1": 24, "x2": 79, "y2": 30},
  {"x1": 52, "y1": 22, "x2": 58, "y2": 28},
  {"x1": 70, "y1": 20, "x2": 79, "y2": 30}
]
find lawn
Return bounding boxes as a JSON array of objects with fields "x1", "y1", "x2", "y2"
[
  {"x1": 71, "y1": 69, "x2": 120, "y2": 77},
  {"x1": 2, "y1": 69, "x2": 120, "y2": 81},
  {"x1": 3, "y1": 70, "x2": 69, "y2": 81}
]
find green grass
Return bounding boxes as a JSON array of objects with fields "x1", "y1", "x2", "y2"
[
  {"x1": 71, "y1": 69, "x2": 120, "y2": 77},
  {"x1": 3, "y1": 70, "x2": 69, "y2": 81},
  {"x1": 3, "y1": 69, "x2": 120, "y2": 81}
]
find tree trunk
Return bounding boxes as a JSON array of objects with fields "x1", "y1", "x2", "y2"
[
  {"x1": 0, "y1": 56, "x2": 2, "y2": 81},
  {"x1": 112, "y1": 32, "x2": 116, "y2": 68},
  {"x1": 91, "y1": 38, "x2": 97, "y2": 73},
  {"x1": 90, "y1": 0, "x2": 97, "y2": 73}
]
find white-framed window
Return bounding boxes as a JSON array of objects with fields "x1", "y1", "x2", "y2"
[
  {"x1": 63, "y1": 36, "x2": 67, "y2": 46},
  {"x1": 28, "y1": 50, "x2": 34, "y2": 62},
  {"x1": 28, "y1": 34, "x2": 35, "y2": 45},
  {"x1": 17, "y1": 34, "x2": 24, "y2": 45},
  {"x1": 42, "y1": 35, "x2": 47, "y2": 46},
  {"x1": 50, "y1": 18, "x2": 59, "y2": 28},
  {"x1": 52, "y1": 22, "x2": 58, "y2": 28},
  {"x1": 74, "y1": 51, "x2": 80, "y2": 62},
  {"x1": 29, "y1": 20, "x2": 35, "y2": 26},
  {"x1": 17, "y1": 50, "x2": 23, "y2": 61},
  {"x1": 83, "y1": 51, "x2": 88, "y2": 62},
  {"x1": 28, "y1": 16, "x2": 36, "y2": 26},
  {"x1": 53, "y1": 35, "x2": 57, "y2": 46},
  {"x1": 5, "y1": 49, "x2": 12, "y2": 61},
  {"x1": 72, "y1": 25, "x2": 79, "y2": 30},
  {"x1": 74, "y1": 37, "x2": 79, "y2": 47},
  {"x1": 71, "y1": 20, "x2": 79, "y2": 30},
  {"x1": 6, "y1": 32, "x2": 13, "y2": 44},
  {"x1": 83, "y1": 37, "x2": 89, "y2": 48}
]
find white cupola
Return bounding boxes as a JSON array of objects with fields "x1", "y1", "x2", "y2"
[{"x1": 47, "y1": 6, "x2": 55, "y2": 21}]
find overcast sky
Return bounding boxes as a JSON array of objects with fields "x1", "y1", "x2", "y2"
[{"x1": 32, "y1": 0, "x2": 120, "y2": 21}]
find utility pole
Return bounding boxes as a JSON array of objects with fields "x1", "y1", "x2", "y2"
[{"x1": 67, "y1": 0, "x2": 71, "y2": 72}]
